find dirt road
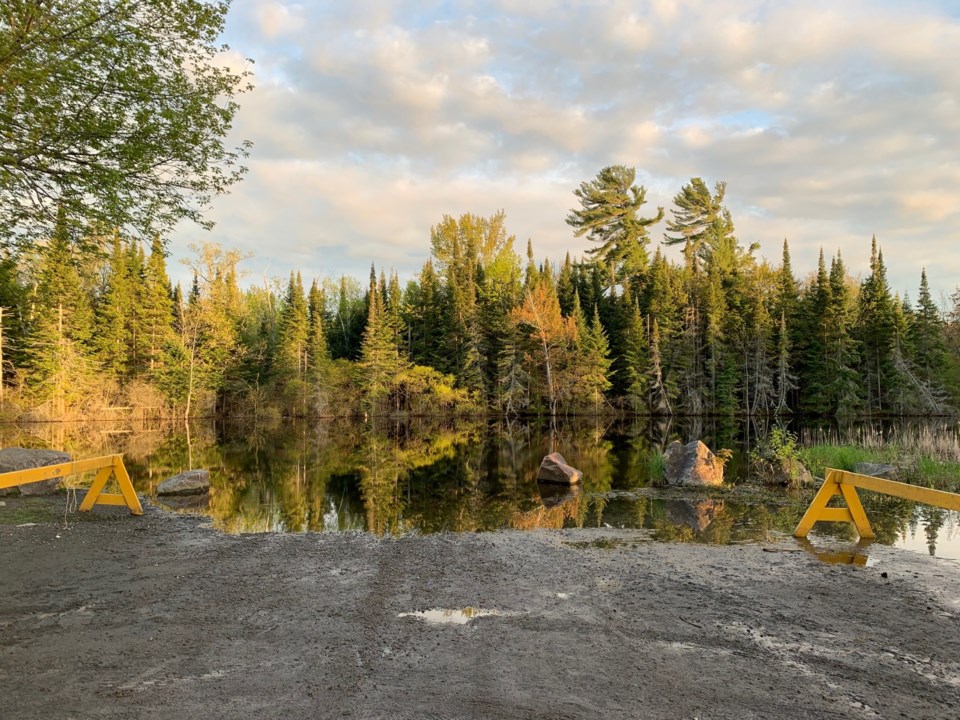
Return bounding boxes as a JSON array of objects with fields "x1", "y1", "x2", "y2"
[{"x1": 2, "y1": 497, "x2": 959, "y2": 719}]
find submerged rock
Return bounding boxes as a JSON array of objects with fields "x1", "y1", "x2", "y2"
[
  {"x1": 662, "y1": 440, "x2": 725, "y2": 487},
  {"x1": 852, "y1": 462, "x2": 898, "y2": 480},
  {"x1": 157, "y1": 469, "x2": 210, "y2": 496},
  {"x1": 0, "y1": 448, "x2": 72, "y2": 496},
  {"x1": 537, "y1": 452, "x2": 582, "y2": 485}
]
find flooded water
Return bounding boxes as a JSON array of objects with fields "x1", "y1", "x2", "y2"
[{"x1": 2, "y1": 416, "x2": 959, "y2": 564}]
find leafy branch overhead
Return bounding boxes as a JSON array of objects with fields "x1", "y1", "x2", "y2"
[{"x1": 0, "y1": 0, "x2": 253, "y2": 242}]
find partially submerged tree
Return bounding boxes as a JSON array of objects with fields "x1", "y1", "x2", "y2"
[{"x1": 0, "y1": 0, "x2": 252, "y2": 243}]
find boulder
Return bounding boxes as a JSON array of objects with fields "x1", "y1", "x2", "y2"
[
  {"x1": 0, "y1": 448, "x2": 72, "y2": 496},
  {"x1": 852, "y1": 462, "x2": 898, "y2": 480},
  {"x1": 752, "y1": 457, "x2": 814, "y2": 487},
  {"x1": 157, "y1": 469, "x2": 210, "y2": 496},
  {"x1": 537, "y1": 452, "x2": 582, "y2": 485},
  {"x1": 662, "y1": 440, "x2": 725, "y2": 487}
]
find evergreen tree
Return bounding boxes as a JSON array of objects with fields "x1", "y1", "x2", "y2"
[
  {"x1": 94, "y1": 232, "x2": 134, "y2": 379},
  {"x1": 566, "y1": 165, "x2": 664, "y2": 288},
  {"x1": 621, "y1": 299, "x2": 649, "y2": 412},
  {"x1": 857, "y1": 237, "x2": 897, "y2": 413},
  {"x1": 307, "y1": 279, "x2": 328, "y2": 374},
  {"x1": 359, "y1": 280, "x2": 406, "y2": 413},
  {"x1": 823, "y1": 252, "x2": 862, "y2": 414},
  {"x1": 23, "y1": 213, "x2": 97, "y2": 415},
  {"x1": 140, "y1": 236, "x2": 175, "y2": 374},
  {"x1": 663, "y1": 178, "x2": 734, "y2": 274},
  {"x1": 910, "y1": 269, "x2": 947, "y2": 386},
  {"x1": 276, "y1": 271, "x2": 309, "y2": 414}
]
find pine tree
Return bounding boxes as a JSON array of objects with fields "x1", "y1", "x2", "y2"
[
  {"x1": 23, "y1": 213, "x2": 97, "y2": 415},
  {"x1": 94, "y1": 232, "x2": 134, "y2": 379},
  {"x1": 824, "y1": 252, "x2": 862, "y2": 414},
  {"x1": 556, "y1": 252, "x2": 577, "y2": 316},
  {"x1": 910, "y1": 269, "x2": 946, "y2": 386},
  {"x1": 566, "y1": 165, "x2": 664, "y2": 288},
  {"x1": 857, "y1": 237, "x2": 897, "y2": 413},
  {"x1": 572, "y1": 298, "x2": 612, "y2": 412},
  {"x1": 307, "y1": 279, "x2": 328, "y2": 374},
  {"x1": 140, "y1": 236, "x2": 175, "y2": 374},
  {"x1": 663, "y1": 178, "x2": 734, "y2": 275},
  {"x1": 277, "y1": 271, "x2": 309, "y2": 414},
  {"x1": 621, "y1": 299, "x2": 649, "y2": 412},
  {"x1": 797, "y1": 249, "x2": 833, "y2": 413},
  {"x1": 359, "y1": 280, "x2": 405, "y2": 413}
]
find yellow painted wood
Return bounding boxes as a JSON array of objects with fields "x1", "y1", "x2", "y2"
[
  {"x1": 793, "y1": 474, "x2": 841, "y2": 538},
  {"x1": 835, "y1": 470, "x2": 960, "y2": 512},
  {"x1": 795, "y1": 467, "x2": 960, "y2": 540},
  {"x1": 838, "y1": 482, "x2": 875, "y2": 540},
  {"x1": 90, "y1": 493, "x2": 129, "y2": 506},
  {"x1": 78, "y1": 465, "x2": 114, "y2": 512},
  {"x1": 111, "y1": 459, "x2": 143, "y2": 515},
  {"x1": 0, "y1": 453, "x2": 142, "y2": 515},
  {"x1": 818, "y1": 507, "x2": 854, "y2": 523},
  {"x1": 0, "y1": 455, "x2": 122, "y2": 490}
]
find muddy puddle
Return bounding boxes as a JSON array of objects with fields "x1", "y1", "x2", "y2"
[{"x1": 398, "y1": 608, "x2": 517, "y2": 624}]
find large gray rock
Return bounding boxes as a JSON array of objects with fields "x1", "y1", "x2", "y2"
[
  {"x1": 662, "y1": 440, "x2": 725, "y2": 487},
  {"x1": 157, "y1": 469, "x2": 210, "y2": 496},
  {"x1": 852, "y1": 462, "x2": 898, "y2": 480},
  {"x1": 0, "y1": 448, "x2": 72, "y2": 496},
  {"x1": 537, "y1": 452, "x2": 582, "y2": 485}
]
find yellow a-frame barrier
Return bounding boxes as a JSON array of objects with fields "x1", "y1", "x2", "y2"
[
  {"x1": 0, "y1": 454, "x2": 142, "y2": 515},
  {"x1": 794, "y1": 468, "x2": 960, "y2": 539}
]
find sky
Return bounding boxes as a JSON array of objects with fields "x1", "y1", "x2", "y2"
[{"x1": 169, "y1": 0, "x2": 960, "y2": 301}]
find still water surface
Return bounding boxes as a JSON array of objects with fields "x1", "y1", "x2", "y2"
[{"x1": 2, "y1": 416, "x2": 958, "y2": 563}]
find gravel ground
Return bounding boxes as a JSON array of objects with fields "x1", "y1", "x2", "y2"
[{"x1": 1, "y1": 495, "x2": 959, "y2": 720}]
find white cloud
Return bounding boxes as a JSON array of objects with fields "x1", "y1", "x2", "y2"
[{"x1": 171, "y1": 0, "x2": 960, "y2": 298}]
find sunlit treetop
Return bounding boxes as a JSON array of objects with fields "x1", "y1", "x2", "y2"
[{"x1": 0, "y1": 0, "x2": 252, "y2": 245}]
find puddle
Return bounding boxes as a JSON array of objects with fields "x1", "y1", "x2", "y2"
[{"x1": 397, "y1": 607, "x2": 515, "y2": 625}]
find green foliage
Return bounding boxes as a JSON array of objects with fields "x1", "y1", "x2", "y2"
[
  {"x1": 0, "y1": 0, "x2": 252, "y2": 243},
  {"x1": 799, "y1": 445, "x2": 873, "y2": 477},
  {"x1": 565, "y1": 165, "x2": 664, "y2": 286}
]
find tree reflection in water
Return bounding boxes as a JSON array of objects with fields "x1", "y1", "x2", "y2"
[{"x1": 0, "y1": 417, "x2": 957, "y2": 560}]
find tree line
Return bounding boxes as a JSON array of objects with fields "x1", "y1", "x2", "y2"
[{"x1": 1, "y1": 167, "x2": 958, "y2": 420}]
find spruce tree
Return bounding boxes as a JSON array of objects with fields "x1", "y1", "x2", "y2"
[
  {"x1": 857, "y1": 237, "x2": 897, "y2": 412},
  {"x1": 910, "y1": 269, "x2": 946, "y2": 386},
  {"x1": 140, "y1": 236, "x2": 175, "y2": 374}
]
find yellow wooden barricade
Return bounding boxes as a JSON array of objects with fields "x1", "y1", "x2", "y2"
[
  {"x1": 0, "y1": 454, "x2": 142, "y2": 515},
  {"x1": 794, "y1": 468, "x2": 960, "y2": 540}
]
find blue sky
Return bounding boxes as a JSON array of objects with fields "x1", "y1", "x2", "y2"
[{"x1": 169, "y1": 0, "x2": 960, "y2": 301}]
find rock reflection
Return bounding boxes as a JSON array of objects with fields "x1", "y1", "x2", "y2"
[
  {"x1": 664, "y1": 499, "x2": 725, "y2": 533},
  {"x1": 1, "y1": 417, "x2": 956, "y2": 561}
]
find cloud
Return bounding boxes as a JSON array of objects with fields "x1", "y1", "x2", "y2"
[{"x1": 170, "y1": 0, "x2": 960, "y2": 298}]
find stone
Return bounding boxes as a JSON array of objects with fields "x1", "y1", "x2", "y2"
[
  {"x1": 662, "y1": 440, "x2": 725, "y2": 487},
  {"x1": 852, "y1": 462, "x2": 898, "y2": 480},
  {"x1": 157, "y1": 469, "x2": 210, "y2": 496},
  {"x1": 0, "y1": 448, "x2": 72, "y2": 496},
  {"x1": 536, "y1": 452, "x2": 582, "y2": 485},
  {"x1": 752, "y1": 457, "x2": 814, "y2": 487}
]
